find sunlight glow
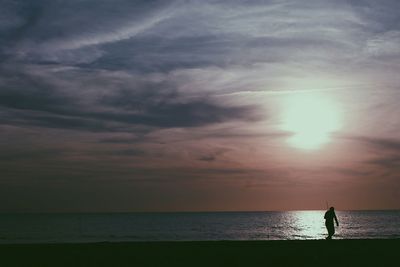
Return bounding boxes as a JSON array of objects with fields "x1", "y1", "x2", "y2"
[
  {"x1": 281, "y1": 93, "x2": 342, "y2": 150},
  {"x1": 291, "y1": 211, "x2": 326, "y2": 239}
]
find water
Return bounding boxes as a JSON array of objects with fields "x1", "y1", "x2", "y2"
[{"x1": 0, "y1": 210, "x2": 399, "y2": 243}]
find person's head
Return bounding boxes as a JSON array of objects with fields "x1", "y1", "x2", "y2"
[{"x1": 329, "y1": 207, "x2": 335, "y2": 211}]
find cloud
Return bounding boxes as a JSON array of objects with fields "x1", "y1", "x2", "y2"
[
  {"x1": 366, "y1": 31, "x2": 400, "y2": 57},
  {"x1": 332, "y1": 168, "x2": 374, "y2": 177},
  {"x1": 342, "y1": 136, "x2": 400, "y2": 177},
  {"x1": 0, "y1": 64, "x2": 260, "y2": 132},
  {"x1": 362, "y1": 138, "x2": 400, "y2": 172},
  {"x1": 0, "y1": 0, "x2": 384, "y2": 70},
  {"x1": 3, "y1": 0, "x2": 400, "y2": 81},
  {"x1": 2, "y1": 0, "x2": 400, "y2": 211},
  {"x1": 368, "y1": 156, "x2": 400, "y2": 169},
  {"x1": 0, "y1": 1, "x2": 26, "y2": 32},
  {"x1": 352, "y1": 136, "x2": 400, "y2": 152},
  {"x1": 198, "y1": 155, "x2": 216, "y2": 162},
  {"x1": 1, "y1": 1, "x2": 175, "y2": 60}
]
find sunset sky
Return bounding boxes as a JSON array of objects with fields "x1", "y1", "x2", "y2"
[{"x1": 1, "y1": 0, "x2": 400, "y2": 212}]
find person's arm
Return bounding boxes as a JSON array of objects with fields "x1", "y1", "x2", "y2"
[{"x1": 334, "y1": 214, "x2": 339, "y2": 226}]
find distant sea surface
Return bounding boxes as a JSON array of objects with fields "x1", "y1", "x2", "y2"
[{"x1": 0, "y1": 210, "x2": 399, "y2": 243}]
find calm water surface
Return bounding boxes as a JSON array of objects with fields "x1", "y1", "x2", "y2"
[{"x1": 0, "y1": 210, "x2": 399, "y2": 243}]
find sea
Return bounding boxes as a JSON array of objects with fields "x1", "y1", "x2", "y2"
[{"x1": 0, "y1": 210, "x2": 399, "y2": 244}]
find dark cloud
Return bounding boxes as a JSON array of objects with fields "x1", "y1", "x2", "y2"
[
  {"x1": 0, "y1": 91, "x2": 258, "y2": 131},
  {"x1": 0, "y1": 64, "x2": 260, "y2": 132},
  {"x1": 198, "y1": 155, "x2": 216, "y2": 162},
  {"x1": 368, "y1": 156, "x2": 400, "y2": 169},
  {"x1": 98, "y1": 137, "x2": 140, "y2": 144},
  {"x1": 357, "y1": 136, "x2": 400, "y2": 171},
  {"x1": 355, "y1": 136, "x2": 400, "y2": 152},
  {"x1": 0, "y1": 0, "x2": 173, "y2": 53},
  {"x1": 0, "y1": 148, "x2": 62, "y2": 162},
  {"x1": 346, "y1": 136, "x2": 400, "y2": 174},
  {"x1": 103, "y1": 148, "x2": 146, "y2": 157},
  {"x1": 333, "y1": 168, "x2": 374, "y2": 177},
  {"x1": 101, "y1": 98, "x2": 258, "y2": 128},
  {"x1": 197, "y1": 147, "x2": 231, "y2": 162},
  {"x1": 0, "y1": 67, "x2": 72, "y2": 113}
]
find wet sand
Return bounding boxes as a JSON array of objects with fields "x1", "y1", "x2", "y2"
[{"x1": 0, "y1": 239, "x2": 399, "y2": 266}]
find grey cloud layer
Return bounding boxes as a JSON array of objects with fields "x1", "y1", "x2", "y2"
[
  {"x1": 2, "y1": 0, "x2": 400, "y2": 132},
  {"x1": 1, "y1": 0, "x2": 400, "y2": 211},
  {"x1": 1, "y1": 0, "x2": 400, "y2": 146},
  {"x1": 4, "y1": 0, "x2": 400, "y2": 68},
  {"x1": 0, "y1": 65, "x2": 258, "y2": 131}
]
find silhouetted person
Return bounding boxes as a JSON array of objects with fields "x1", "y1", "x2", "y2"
[{"x1": 324, "y1": 207, "x2": 339, "y2": 240}]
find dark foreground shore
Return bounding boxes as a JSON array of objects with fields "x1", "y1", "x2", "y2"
[{"x1": 1, "y1": 239, "x2": 399, "y2": 267}]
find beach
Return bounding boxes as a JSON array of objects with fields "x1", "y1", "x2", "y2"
[{"x1": 0, "y1": 239, "x2": 398, "y2": 266}]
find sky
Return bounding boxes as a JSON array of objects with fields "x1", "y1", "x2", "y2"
[{"x1": 1, "y1": 0, "x2": 400, "y2": 212}]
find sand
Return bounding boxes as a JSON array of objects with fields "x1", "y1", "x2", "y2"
[{"x1": 0, "y1": 239, "x2": 399, "y2": 266}]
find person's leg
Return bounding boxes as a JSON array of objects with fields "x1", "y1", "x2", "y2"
[{"x1": 326, "y1": 224, "x2": 334, "y2": 239}]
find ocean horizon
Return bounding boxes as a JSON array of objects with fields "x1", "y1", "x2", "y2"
[{"x1": 1, "y1": 210, "x2": 399, "y2": 244}]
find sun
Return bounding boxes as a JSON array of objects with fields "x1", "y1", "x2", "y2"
[{"x1": 280, "y1": 93, "x2": 342, "y2": 150}]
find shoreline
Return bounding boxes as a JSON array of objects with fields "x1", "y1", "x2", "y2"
[{"x1": 1, "y1": 239, "x2": 399, "y2": 266}]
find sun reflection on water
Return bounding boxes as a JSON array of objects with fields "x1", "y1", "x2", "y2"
[{"x1": 289, "y1": 211, "x2": 327, "y2": 240}]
